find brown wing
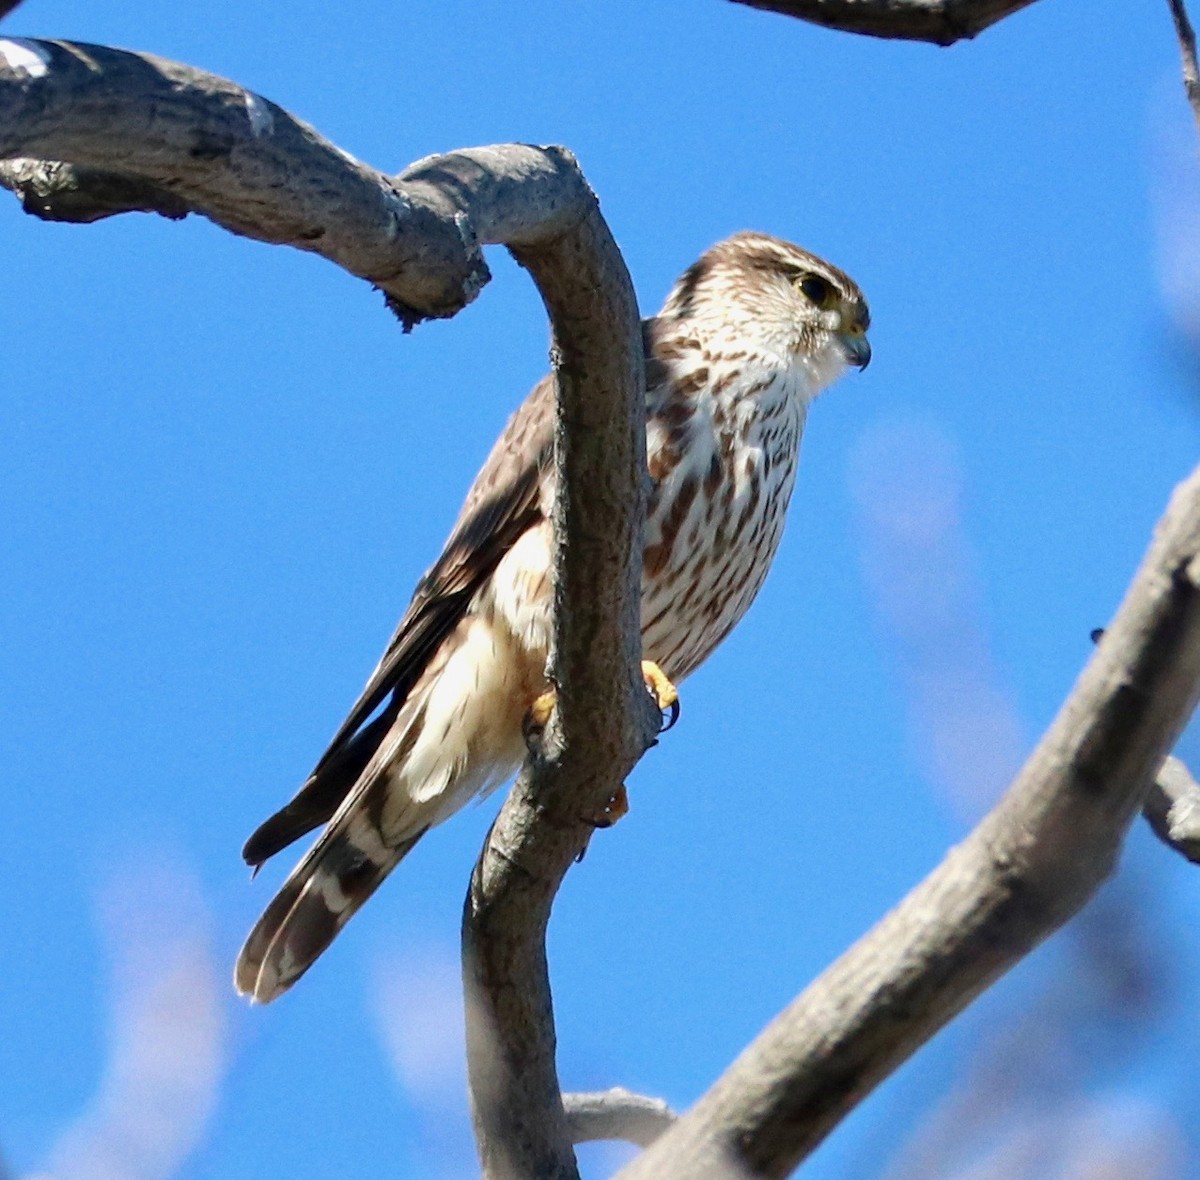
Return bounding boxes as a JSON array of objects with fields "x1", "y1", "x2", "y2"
[{"x1": 242, "y1": 374, "x2": 556, "y2": 867}]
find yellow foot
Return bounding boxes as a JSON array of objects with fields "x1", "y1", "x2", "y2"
[
  {"x1": 584, "y1": 783, "x2": 629, "y2": 829},
  {"x1": 523, "y1": 688, "x2": 557, "y2": 749},
  {"x1": 642, "y1": 660, "x2": 681, "y2": 733}
]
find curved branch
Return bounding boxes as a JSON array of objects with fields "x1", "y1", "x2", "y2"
[
  {"x1": 460, "y1": 185, "x2": 658, "y2": 1180},
  {"x1": 0, "y1": 39, "x2": 595, "y2": 325},
  {"x1": 1, "y1": 33, "x2": 656, "y2": 1176},
  {"x1": 619, "y1": 464, "x2": 1200, "y2": 1179},
  {"x1": 564, "y1": 1089, "x2": 677, "y2": 1148},
  {"x1": 723, "y1": 0, "x2": 1041, "y2": 45}
]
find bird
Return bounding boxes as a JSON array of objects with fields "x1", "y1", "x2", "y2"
[{"x1": 235, "y1": 231, "x2": 871, "y2": 1002}]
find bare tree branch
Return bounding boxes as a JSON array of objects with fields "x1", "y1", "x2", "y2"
[
  {"x1": 619, "y1": 465, "x2": 1200, "y2": 1179},
  {"x1": 0, "y1": 39, "x2": 600, "y2": 327},
  {"x1": 1167, "y1": 0, "x2": 1200, "y2": 135},
  {"x1": 564, "y1": 1089, "x2": 677, "y2": 1148},
  {"x1": 1144, "y1": 753, "x2": 1200, "y2": 862},
  {"x1": 461, "y1": 195, "x2": 659, "y2": 1180},
  {"x1": 1, "y1": 33, "x2": 657, "y2": 1178},
  {"x1": 723, "y1": 0, "x2": 1040, "y2": 45},
  {"x1": 0, "y1": 0, "x2": 26, "y2": 24}
]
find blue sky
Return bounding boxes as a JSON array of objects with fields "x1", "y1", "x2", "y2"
[{"x1": 4, "y1": 1, "x2": 1200, "y2": 1177}]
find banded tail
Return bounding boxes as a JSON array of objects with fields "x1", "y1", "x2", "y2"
[{"x1": 235, "y1": 814, "x2": 429, "y2": 1002}]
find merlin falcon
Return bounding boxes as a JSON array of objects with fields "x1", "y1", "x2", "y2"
[{"x1": 236, "y1": 231, "x2": 870, "y2": 1002}]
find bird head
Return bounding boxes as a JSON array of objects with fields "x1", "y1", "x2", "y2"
[{"x1": 662, "y1": 231, "x2": 871, "y2": 394}]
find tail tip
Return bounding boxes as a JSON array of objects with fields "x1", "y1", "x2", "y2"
[{"x1": 234, "y1": 956, "x2": 288, "y2": 1004}]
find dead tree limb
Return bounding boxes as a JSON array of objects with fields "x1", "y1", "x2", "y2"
[
  {"x1": 722, "y1": 0, "x2": 1040, "y2": 45},
  {"x1": 460, "y1": 185, "x2": 659, "y2": 1180},
  {"x1": 618, "y1": 464, "x2": 1200, "y2": 1179},
  {"x1": 1091, "y1": 630, "x2": 1200, "y2": 863},
  {"x1": 0, "y1": 156, "x2": 191, "y2": 221},
  {"x1": 2, "y1": 33, "x2": 658, "y2": 1180},
  {"x1": 0, "y1": 38, "x2": 606, "y2": 327}
]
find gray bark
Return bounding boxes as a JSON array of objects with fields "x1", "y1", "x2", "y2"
[
  {"x1": 1144, "y1": 754, "x2": 1200, "y2": 863},
  {"x1": 0, "y1": 39, "x2": 602, "y2": 327},
  {"x1": 1167, "y1": 0, "x2": 1200, "y2": 133},
  {"x1": 460, "y1": 199, "x2": 659, "y2": 1180}
]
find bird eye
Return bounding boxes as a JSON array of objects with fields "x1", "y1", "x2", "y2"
[{"x1": 799, "y1": 275, "x2": 833, "y2": 307}]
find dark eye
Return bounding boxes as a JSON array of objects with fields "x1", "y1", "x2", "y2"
[{"x1": 799, "y1": 275, "x2": 832, "y2": 307}]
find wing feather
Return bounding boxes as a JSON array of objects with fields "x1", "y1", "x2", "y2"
[{"x1": 242, "y1": 374, "x2": 555, "y2": 867}]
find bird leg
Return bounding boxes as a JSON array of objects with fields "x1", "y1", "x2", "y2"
[{"x1": 523, "y1": 687, "x2": 557, "y2": 748}]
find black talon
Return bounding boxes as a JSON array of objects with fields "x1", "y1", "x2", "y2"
[{"x1": 660, "y1": 697, "x2": 681, "y2": 733}]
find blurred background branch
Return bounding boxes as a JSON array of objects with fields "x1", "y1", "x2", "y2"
[
  {"x1": 563, "y1": 1089, "x2": 677, "y2": 1148},
  {"x1": 1167, "y1": 0, "x2": 1200, "y2": 134},
  {"x1": 22, "y1": 860, "x2": 229, "y2": 1180}
]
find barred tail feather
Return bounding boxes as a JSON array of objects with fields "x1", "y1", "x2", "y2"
[
  {"x1": 236, "y1": 612, "x2": 531, "y2": 1002},
  {"x1": 235, "y1": 820, "x2": 427, "y2": 1003},
  {"x1": 236, "y1": 681, "x2": 442, "y2": 1003}
]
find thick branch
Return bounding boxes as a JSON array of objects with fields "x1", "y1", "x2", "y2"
[
  {"x1": 723, "y1": 0, "x2": 1040, "y2": 45},
  {"x1": 0, "y1": 39, "x2": 596, "y2": 325},
  {"x1": 460, "y1": 204, "x2": 658, "y2": 1178},
  {"x1": 564, "y1": 1089, "x2": 677, "y2": 1148},
  {"x1": 619, "y1": 465, "x2": 1200, "y2": 1179},
  {"x1": 0, "y1": 33, "x2": 657, "y2": 1174}
]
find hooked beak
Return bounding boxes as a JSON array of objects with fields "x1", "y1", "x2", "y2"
[{"x1": 839, "y1": 328, "x2": 871, "y2": 371}]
